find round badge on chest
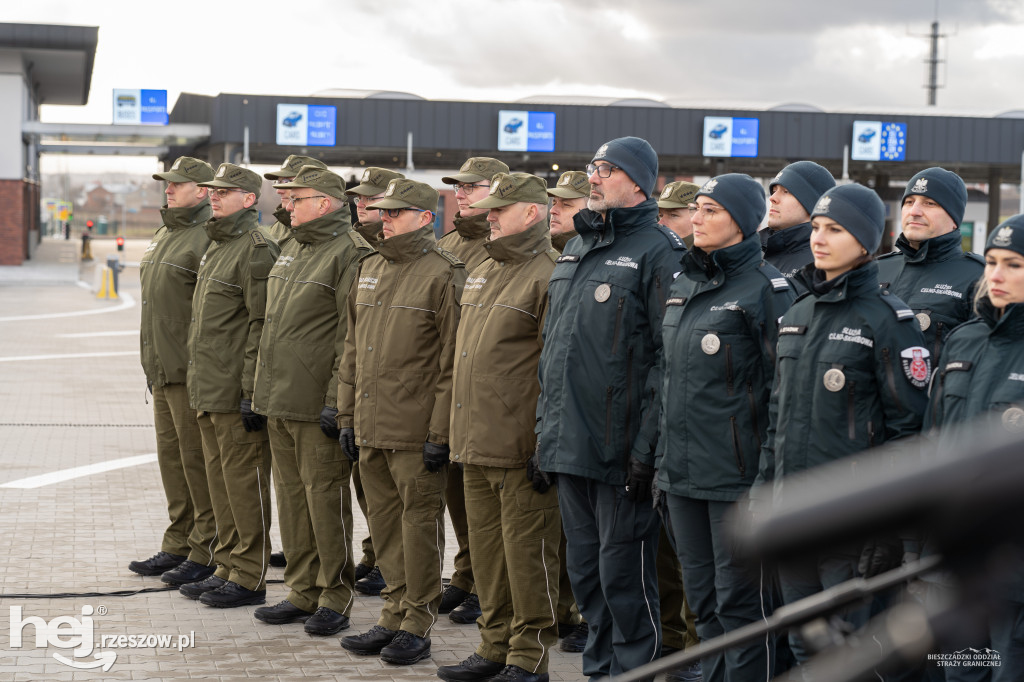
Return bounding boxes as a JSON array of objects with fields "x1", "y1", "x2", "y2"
[
  {"x1": 823, "y1": 368, "x2": 846, "y2": 392},
  {"x1": 594, "y1": 283, "x2": 611, "y2": 303},
  {"x1": 701, "y1": 333, "x2": 721, "y2": 355},
  {"x1": 915, "y1": 312, "x2": 931, "y2": 332},
  {"x1": 1003, "y1": 406, "x2": 1024, "y2": 432}
]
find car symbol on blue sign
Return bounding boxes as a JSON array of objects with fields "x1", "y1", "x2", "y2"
[
  {"x1": 504, "y1": 118, "x2": 524, "y2": 133},
  {"x1": 709, "y1": 124, "x2": 728, "y2": 139},
  {"x1": 283, "y1": 112, "x2": 303, "y2": 127},
  {"x1": 858, "y1": 129, "x2": 877, "y2": 143}
]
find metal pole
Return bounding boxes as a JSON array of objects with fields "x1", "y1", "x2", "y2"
[
  {"x1": 843, "y1": 144, "x2": 850, "y2": 181},
  {"x1": 406, "y1": 131, "x2": 414, "y2": 173},
  {"x1": 243, "y1": 125, "x2": 250, "y2": 167},
  {"x1": 927, "y1": 21, "x2": 940, "y2": 106}
]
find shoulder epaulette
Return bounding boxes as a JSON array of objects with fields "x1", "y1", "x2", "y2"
[
  {"x1": 757, "y1": 262, "x2": 792, "y2": 291},
  {"x1": 250, "y1": 230, "x2": 268, "y2": 248},
  {"x1": 434, "y1": 246, "x2": 465, "y2": 268},
  {"x1": 964, "y1": 251, "x2": 985, "y2": 265},
  {"x1": 544, "y1": 248, "x2": 560, "y2": 264},
  {"x1": 653, "y1": 223, "x2": 687, "y2": 250},
  {"x1": 347, "y1": 230, "x2": 374, "y2": 252},
  {"x1": 876, "y1": 250, "x2": 901, "y2": 261},
  {"x1": 879, "y1": 289, "x2": 917, "y2": 321}
]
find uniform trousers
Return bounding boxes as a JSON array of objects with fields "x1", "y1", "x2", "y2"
[
  {"x1": 559, "y1": 473, "x2": 662, "y2": 679},
  {"x1": 196, "y1": 410, "x2": 271, "y2": 590},
  {"x1": 657, "y1": 523, "x2": 700, "y2": 652},
  {"x1": 351, "y1": 462, "x2": 375, "y2": 567},
  {"x1": 152, "y1": 383, "x2": 216, "y2": 564},
  {"x1": 464, "y1": 464, "x2": 561, "y2": 673},
  {"x1": 268, "y1": 418, "x2": 354, "y2": 614},
  {"x1": 359, "y1": 447, "x2": 447, "y2": 636},
  {"x1": 447, "y1": 464, "x2": 475, "y2": 594},
  {"x1": 557, "y1": 528, "x2": 583, "y2": 627},
  {"x1": 664, "y1": 495, "x2": 771, "y2": 682}
]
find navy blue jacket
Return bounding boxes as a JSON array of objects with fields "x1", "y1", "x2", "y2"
[
  {"x1": 537, "y1": 199, "x2": 686, "y2": 485},
  {"x1": 655, "y1": 236, "x2": 795, "y2": 501}
]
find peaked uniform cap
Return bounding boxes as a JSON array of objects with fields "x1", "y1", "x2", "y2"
[
  {"x1": 153, "y1": 156, "x2": 215, "y2": 183},
  {"x1": 198, "y1": 163, "x2": 263, "y2": 197},
  {"x1": 441, "y1": 157, "x2": 510, "y2": 184},
  {"x1": 264, "y1": 155, "x2": 327, "y2": 179},
  {"x1": 547, "y1": 170, "x2": 592, "y2": 199},
  {"x1": 272, "y1": 165, "x2": 348, "y2": 200},
  {"x1": 471, "y1": 173, "x2": 549, "y2": 208},
  {"x1": 367, "y1": 178, "x2": 439, "y2": 212},
  {"x1": 657, "y1": 181, "x2": 701, "y2": 209},
  {"x1": 346, "y1": 167, "x2": 406, "y2": 196}
]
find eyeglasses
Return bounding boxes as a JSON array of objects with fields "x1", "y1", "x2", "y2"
[
  {"x1": 356, "y1": 194, "x2": 385, "y2": 205},
  {"x1": 454, "y1": 182, "x2": 489, "y2": 195},
  {"x1": 291, "y1": 195, "x2": 327, "y2": 205},
  {"x1": 586, "y1": 163, "x2": 620, "y2": 178},
  {"x1": 379, "y1": 208, "x2": 429, "y2": 218},
  {"x1": 208, "y1": 188, "x2": 249, "y2": 199},
  {"x1": 688, "y1": 203, "x2": 720, "y2": 219}
]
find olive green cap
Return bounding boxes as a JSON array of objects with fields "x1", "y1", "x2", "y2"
[
  {"x1": 368, "y1": 178, "x2": 439, "y2": 212},
  {"x1": 657, "y1": 181, "x2": 701, "y2": 209},
  {"x1": 198, "y1": 163, "x2": 263, "y2": 198},
  {"x1": 272, "y1": 165, "x2": 348, "y2": 200},
  {"x1": 264, "y1": 155, "x2": 327, "y2": 180},
  {"x1": 470, "y1": 172, "x2": 549, "y2": 209},
  {"x1": 346, "y1": 167, "x2": 406, "y2": 197},
  {"x1": 547, "y1": 170, "x2": 592, "y2": 199},
  {"x1": 441, "y1": 157, "x2": 510, "y2": 184},
  {"x1": 153, "y1": 156, "x2": 215, "y2": 183}
]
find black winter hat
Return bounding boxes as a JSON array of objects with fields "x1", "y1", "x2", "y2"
[
  {"x1": 696, "y1": 173, "x2": 766, "y2": 238},
  {"x1": 986, "y1": 214, "x2": 1024, "y2": 257},
  {"x1": 902, "y1": 167, "x2": 967, "y2": 227},
  {"x1": 769, "y1": 161, "x2": 836, "y2": 214},
  {"x1": 811, "y1": 183, "x2": 885, "y2": 254},
  {"x1": 591, "y1": 137, "x2": 659, "y2": 199}
]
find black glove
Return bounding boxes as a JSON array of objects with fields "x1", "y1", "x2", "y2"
[
  {"x1": 319, "y1": 405, "x2": 340, "y2": 440},
  {"x1": 858, "y1": 536, "x2": 904, "y2": 578},
  {"x1": 423, "y1": 441, "x2": 450, "y2": 473},
  {"x1": 240, "y1": 399, "x2": 266, "y2": 433},
  {"x1": 526, "y1": 451, "x2": 555, "y2": 494},
  {"x1": 625, "y1": 456, "x2": 655, "y2": 503},
  {"x1": 339, "y1": 427, "x2": 359, "y2": 463}
]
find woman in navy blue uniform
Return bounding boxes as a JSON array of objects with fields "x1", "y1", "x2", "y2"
[{"x1": 925, "y1": 215, "x2": 1024, "y2": 682}]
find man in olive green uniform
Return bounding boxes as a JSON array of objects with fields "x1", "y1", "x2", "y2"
[
  {"x1": 263, "y1": 155, "x2": 328, "y2": 248},
  {"x1": 435, "y1": 156, "x2": 509, "y2": 624},
  {"x1": 132, "y1": 156, "x2": 218, "y2": 586},
  {"x1": 657, "y1": 181, "x2": 700, "y2": 248},
  {"x1": 179, "y1": 164, "x2": 281, "y2": 608},
  {"x1": 437, "y1": 173, "x2": 560, "y2": 682},
  {"x1": 346, "y1": 166, "x2": 405, "y2": 248},
  {"x1": 547, "y1": 170, "x2": 588, "y2": 254},
  {"x1": 250, "y1": 166, "x2": 372, "y2": 635},
  {"x1": 338, "y1": 178, "x2": 465, "y2": 665}
]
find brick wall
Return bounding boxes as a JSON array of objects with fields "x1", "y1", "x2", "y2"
[{"x1": 0, "y1": 179, "x2": 28, "y2": 265}]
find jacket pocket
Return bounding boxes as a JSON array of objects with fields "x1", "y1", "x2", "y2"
[{"x1": 730, "y1": 416, "x2": 746, "y2": 476}]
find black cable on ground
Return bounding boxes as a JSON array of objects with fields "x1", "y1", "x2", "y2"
[{"x1": 1, "y1": 579, "x2": 285, "y2": 599}]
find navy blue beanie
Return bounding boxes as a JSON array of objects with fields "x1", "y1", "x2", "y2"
[
  {"x1": 902, "y1": 167, "x2": 967, "y2": 227},
  {"x1": 592, "y1": 137, "x2": 659, "y2": 199},
  {"x1": 769, "y1": 161, "x2": 836, "y2": 214},
  {"x1": 696, "y1": 173, "x2": 766, "y2": 237},
  {"x1": 987, "y1": 214, "x2": 1024, "y2": 257},
  {"x1": 811, "y1": 184, "x2": 885, "y2": 254}
]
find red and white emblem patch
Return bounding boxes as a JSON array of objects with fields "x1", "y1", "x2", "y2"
[{"x1": 900, "y1": 346, "x2": 931, "y2": 389}]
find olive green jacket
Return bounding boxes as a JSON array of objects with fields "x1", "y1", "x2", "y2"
[
  {"x1": 187, "y1": 207, "x2": 280, "y2": 412},
  {"x1": 551, "y1": 229, "x2": 578, "y2": 254},
  {"x1": 438, "y1": 212, "x2": 490, "y2": 273},
  {"x1": 252, "y1": 209, "x2": 372, "y2": 421},
  {"x1": 353, "y1": 220, "x2": 383, "y2": 248},
  {"x1": 265, "y1": 204, "x2": 293, "y2": 249},
  {"x1": 338, "y1": 226, "x2": 466, "y2": 449},
  {"x1": 450, "y1": 220, "x2": 557, "y2": 467},
  {"x1": 140, "y1": 200, "x2": 213, "y2": 388}
]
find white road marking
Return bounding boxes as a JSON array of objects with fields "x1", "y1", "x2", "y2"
[
  {"x1": 1, "y1": 453, "x2": 158, "y2": 489},
  {"x1": 55, "y1": 330, "x2": 139, "y2": 338},
  {"x1": 0, "y1": 291, "x2": 136, "y2": 322},
  {"x1": 0, "y1": 350, "x2": 138, "y2": 362}
]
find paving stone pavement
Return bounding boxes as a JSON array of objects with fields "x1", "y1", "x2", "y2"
[{"x1": 0, "y1": 238, "x2": 589, "y2": 681}]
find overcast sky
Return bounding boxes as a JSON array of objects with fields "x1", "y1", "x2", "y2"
[{"x1": 12, "y1": 0, "x2": 1024, "y2": 174}]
